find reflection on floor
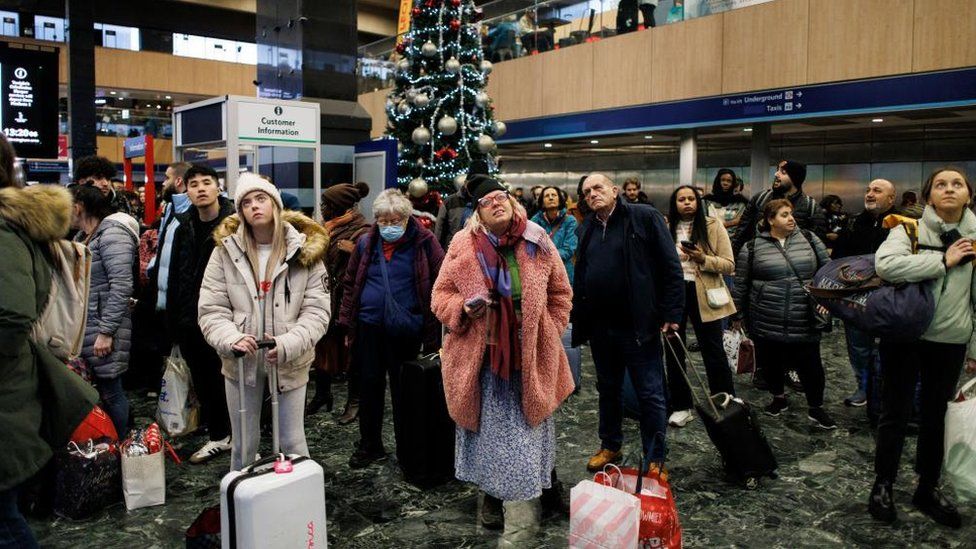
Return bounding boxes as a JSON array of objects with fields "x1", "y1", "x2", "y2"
[{"x1": 29, "y1": 330, "x2": 975, "y2": 548}]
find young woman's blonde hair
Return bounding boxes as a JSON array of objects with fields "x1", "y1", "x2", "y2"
[
  {"x1": 464, "y1": 193, "x2": 527, "y2": 234},
  {"x1": 240, "y1": 190, "x2": 288, "y2": 288}
]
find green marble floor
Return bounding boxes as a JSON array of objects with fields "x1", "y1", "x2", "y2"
[{"x1": 27, "y1": 331, "x2": 976, "y2": 548}]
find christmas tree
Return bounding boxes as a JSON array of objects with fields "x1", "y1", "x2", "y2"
[{"x1": 385, "y1": 0, "x2": 506, "y2": 195}]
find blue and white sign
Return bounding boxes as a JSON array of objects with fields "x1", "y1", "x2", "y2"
[
  {"x1": 123, "y1": 135, "x2": 148, "y2": 159},
  {"x1": 499, "y1": 68, "x2": 976, "y2": 143}
]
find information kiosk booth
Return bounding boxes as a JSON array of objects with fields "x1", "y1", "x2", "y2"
[{"x1": 173, "y1": 96, "x2": 322, "y2": 218}]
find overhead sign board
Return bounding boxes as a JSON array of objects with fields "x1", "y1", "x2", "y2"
[
  {"x1": 236, "y1": 100, "x2": 318, "y2": 146},
  {"x1": 499, "y1": 68, "x2": 976, "y2": 143},
  {"x1": 124, "y1": 135, "x2": 148, "y2": 159},
  {"x1": 0, "y1": 43, "x2": 58, "y2": 158}
]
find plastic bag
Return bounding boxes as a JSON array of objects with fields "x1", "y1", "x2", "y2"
[
  {"x1": 157, "y1": 346, "x2": 199, "y2": 437},
  {"x1": 945, "y1": 378, "x2": 976, "y2": 502}
]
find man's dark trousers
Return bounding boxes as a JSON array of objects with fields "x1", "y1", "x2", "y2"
[{"x1": 590, "y1": 327, "x2": 668, "y2": 461}]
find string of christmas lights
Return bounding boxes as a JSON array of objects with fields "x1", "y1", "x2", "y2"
[{"x1": 385, "y1": 0, "x2": 505, "y2": 194}]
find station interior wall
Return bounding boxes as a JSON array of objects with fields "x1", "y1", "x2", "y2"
[{"x1": 358, "y1": 0, "x2": 976, "y2": 138}]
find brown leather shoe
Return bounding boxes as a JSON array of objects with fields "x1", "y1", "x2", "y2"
[
  {"x1": 337, "y1": 399, "x2": 359, "y2": 425},
  {"x1": 586, "y1": 448, "x2": 623, "y2": 472}
]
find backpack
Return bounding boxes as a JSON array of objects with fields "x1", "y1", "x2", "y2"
[
  {"x1": 32, "y1": 240, "x2": 92, "y2": 361},
  {"x1": 806, "y1": 215, "x2": 938, "y2": 340}
]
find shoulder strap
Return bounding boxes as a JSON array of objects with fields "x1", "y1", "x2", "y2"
[
  {"x1": 774, "y1": 237, "x2": 812, "y2": 287},
  {"x1": 375, "y1": 243, "x2": 394, "y2": 296}
]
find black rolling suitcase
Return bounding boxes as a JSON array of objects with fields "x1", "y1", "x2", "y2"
[
  {"x1": 664, "y1": 335, "x2": 777, "y2": 487},
  {"x1": 395, "y1": 352, "x2": 456, "y2": 487}
]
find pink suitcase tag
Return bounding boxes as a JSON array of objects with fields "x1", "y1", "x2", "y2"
[{"x1": 274, "y1": 457, "x2": 293, "y2": 474}]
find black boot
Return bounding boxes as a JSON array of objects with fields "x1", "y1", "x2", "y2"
[
  {"x1": 481, "y1": 493, "x2": 503, "y2": 530},
  {"x1": 306, "y1": 370, "x2": 333, "y2": 416},
  {"x1": 868, "y1": 478, "x2": 896, "y2": 524},
  {"x1": 540, "y1": 470, "x2": 569, "y2": 518},
  {"x1": 912, "y1": 483, "x2": 962, "y2": 528}
]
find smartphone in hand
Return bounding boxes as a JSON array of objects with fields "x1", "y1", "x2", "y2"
[{"x1": 680, "y1": 240, "x2": 696, "y2": 250}]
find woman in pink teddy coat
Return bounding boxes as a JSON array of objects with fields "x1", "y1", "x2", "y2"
[{"x1": 431, "y1": 174, "x2": 575, "y2": 537}]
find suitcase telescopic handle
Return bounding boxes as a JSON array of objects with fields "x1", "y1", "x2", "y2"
[
  {"x1": 231, "y1": 339, "x2": 277, "y2": 358},
  {"x1": 662, "y1": 333, "x2": 722, "y2": 419}
]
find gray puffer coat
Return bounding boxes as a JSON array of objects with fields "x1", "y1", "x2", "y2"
[
  {"x1": 81, "y1": 212, "x2": 140, "y2": 379},
  {"x1": 732, "y1": 228, "x2": 830, "y2": 342}
]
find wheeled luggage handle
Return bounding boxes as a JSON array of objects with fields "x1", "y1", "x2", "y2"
[
  {"x1": 230, "y1": 339, "x2": 277, "y2": 358},
  {"x1": 662, "y1": 333, "x2": 722, "y2": 419}
]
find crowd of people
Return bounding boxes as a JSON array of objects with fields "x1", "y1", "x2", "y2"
[{"x1": 2, "y1": 123, "x2": 975, "y2": 545}]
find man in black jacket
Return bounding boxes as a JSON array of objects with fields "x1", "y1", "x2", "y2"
[
  {"x1": 73, "y1": 155, "x2": 133, "y2": 216},
  {"x1": 572, "y1": 174, "x2": 684, "y2": 472},
  {"x1": 166, "y1": 164, "x2": 235, "y2": 464},
  {"x1": 732, "y1": 160, "x2": 827, "y2": 256},
  {"x1": 831, "y1": 179, "x2": 896, "y2": 416}
]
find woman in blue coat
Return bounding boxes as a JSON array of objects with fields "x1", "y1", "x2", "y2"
[{"x1": 530, "y1": 186, "x2": 578, "y2": 280}]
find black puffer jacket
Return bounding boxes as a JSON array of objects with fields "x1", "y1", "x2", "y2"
[
  {"x1": 166, "y1": 196, "x2": 235, "y2": 334},
  {"x1": 732, "y1": 189, "x2": 827, "y2": 256},
  {"x1": 732, "y1": 229, "x2": 830, "y2": 342}
]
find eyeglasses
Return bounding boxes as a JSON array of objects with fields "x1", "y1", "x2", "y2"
[
  {"x1": 477, "y1": 192, "x2": 510, "y2": 208},
  {"x1": 376, "y1": 217, "x2": 405, "y2": 227}
]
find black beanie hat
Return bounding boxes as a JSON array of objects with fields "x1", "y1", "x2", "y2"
[
  {"x1": 467, "y1": 174, "x2": 507, "y2": 202},
  {"x1": 782, "y1": 161, "x2": 807, "y2": 188}
]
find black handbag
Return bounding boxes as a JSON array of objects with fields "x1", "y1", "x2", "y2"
[
  {"x1": 376, "y1": 246, "x2": 424, "y2": 337},
  {"x1": 53, "y1": 441, "x2": 122, "y2": 520}
]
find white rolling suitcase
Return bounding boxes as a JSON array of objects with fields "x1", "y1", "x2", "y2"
[{"x1": 220, "y1": 337, "x2": 328, "y2": 549}]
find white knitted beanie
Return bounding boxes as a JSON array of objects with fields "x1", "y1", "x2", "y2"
[{"x1": 234, "y1": 172, "x2": 283, "y2": 211}]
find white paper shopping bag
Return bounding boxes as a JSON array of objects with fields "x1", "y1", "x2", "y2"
[
  {"x1": 569, "y1": 479, "x2": 640, "y2": 548},
  {"x1": 121, "y1": 449, "x2": 166, "y2": 510}
]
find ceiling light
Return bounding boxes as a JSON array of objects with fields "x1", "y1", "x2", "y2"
[
  {"x1": 871, "y1": 118, "x2": 884, "y2": 123},
  {"x1": 743, "y1": 128, "x2": 753, "y2": 132},
  {"x1": 164, "y1": 95, "x2": 172, "y2": 100},
  {"x1": 156, "y1": 104, "x2": 162, "y2": 109},
  {"x1": 94, "y1": 98, "x2": 106, "y2": 105},
  {"x1": 109, "y1": 91, "x2": 116, "y2": 95},
  {"x1": 643, "y1": 135, "x2": 653, "y2": 139},
  {"x1": 146, "y1": 104, "x2": 152, "y2": 108},
  {"x1": 543, "y1": 143, "x2": 552, "y2": 148},
  {"x1": 590, "y1": 139, "x2": 599, "y2": 144}
]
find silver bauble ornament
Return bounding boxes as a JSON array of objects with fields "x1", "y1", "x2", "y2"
[
  {"x1": 492, "y1": 120, "x2": 507, "y2": 136},
  {"x1": 397, "y1": 101, "x2": 410, "y2": 114},
  {"x1": 477, "y1": 134, "x2": 495, "y2": 153},
  {"x1": 411, "y1": 126, "x2": 431, "y2": 145},
  {"x1": 406, "y1": 89, "x2": 418, "y2": 101},
  {"x1": 408, "y1": 177, "x2": 428, "y2": 198},
  {"x1": 445, "y1": 57, "x2": 461, "y2": 74},
  {"x1": 413, "y1": 93, "x2": 430, "y2": 107},
  {"x1": 480, "y1": 60, "x2": 493, "y2": 74},
  {"x1": 454, "y1": 174, "x2": 467, "y2": 191},
  {"x1": 397, "y1": 58, "x2": 411, "y2": 72},
  {"x1": 397, "y1": 142, "x2": 404, "y2": 153},
  {"x1": 437, "y1": 116, "x2": 458, "y2": 136},
  {"x1": 421, "y1": 41, "x2": 437, "y2": 57},
  {"x1": 475, "y1": 92, "x2": 490, "y2": 108}
]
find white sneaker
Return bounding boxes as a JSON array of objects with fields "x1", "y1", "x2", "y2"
[
  {"x1": 189, "y1": 436, "x2": 231, "y2": 464},
  {"x1": 668, "y1": 410, "x2": 695, "y2": 427}
]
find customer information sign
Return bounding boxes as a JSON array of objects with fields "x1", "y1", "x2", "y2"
[
  {"x1": 499, "y1": 68, "x2": 976, "y2": 143},
  {"x1": 0, "y1": 43, "x2": 58, "y2": 158}
]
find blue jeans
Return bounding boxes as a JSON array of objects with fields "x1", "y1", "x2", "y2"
[
  {"x1": 590, "y1": 329, "x2": 668, "y2": 462},
  {"x1": 844, "y1": 323, "x2": 882, "y2": 417},
  {"x1": 0, "y1": 488, "x2": 38, "y2": 549},
  {"x1": 96, "y1": 376, "x2": 130, "y2": 438}
]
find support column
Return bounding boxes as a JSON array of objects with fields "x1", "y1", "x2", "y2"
[
  {"x1": 679, "y1": 129, "x2": 697, "y2": 187},
  {"x1": 749, "y1": 123, "x2": 771, "y2": 195},
  {"x1": 66, "y1": 0, "x2": 96, "y2": 161}
]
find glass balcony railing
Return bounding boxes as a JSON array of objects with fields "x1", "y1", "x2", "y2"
[{"x1": 357, "y1": 0, "x2": 776, "y2": 94}]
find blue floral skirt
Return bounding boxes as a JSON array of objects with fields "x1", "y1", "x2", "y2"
[{"x1": 455, "y1": 366, "x2": 555, "y2": 501}]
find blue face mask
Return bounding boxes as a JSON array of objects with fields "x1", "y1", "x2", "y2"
[{"x1": 379, "y1": 224, "x2": 405, "y2": 242}]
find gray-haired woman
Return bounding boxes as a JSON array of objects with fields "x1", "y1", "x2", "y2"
[{"x1": 337, "y1": 189, "x2": 445, "y2": 468}]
